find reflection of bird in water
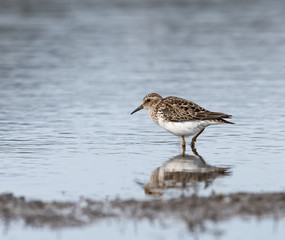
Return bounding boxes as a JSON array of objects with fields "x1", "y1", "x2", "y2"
[{"x1": 143, "y1": 154, "x2": 230, "y2": 196}]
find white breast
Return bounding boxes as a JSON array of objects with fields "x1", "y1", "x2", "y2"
[{"x1": 157, "y1": 119, "x2": 214, "y2": 136}]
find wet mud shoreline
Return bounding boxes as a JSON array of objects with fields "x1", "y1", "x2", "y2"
[{"x1": 1, "y1": 192, "x2": 285, "y2": 231}]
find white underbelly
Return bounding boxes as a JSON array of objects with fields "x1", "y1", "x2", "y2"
[{"x1": 157, "y1": 120, "x2": 214, "y2": 136}]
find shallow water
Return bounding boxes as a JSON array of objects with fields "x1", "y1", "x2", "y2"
[
  {"x1": 2, "y1": 218, "x2": 285, "y2": 240},
  {"x1": 0, "y1": 0, "x2": 285, "y2": 238}
]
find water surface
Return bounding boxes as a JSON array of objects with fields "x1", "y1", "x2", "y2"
[{"x1": 0, "y1": 0, "x2": 285, "y2": 238}]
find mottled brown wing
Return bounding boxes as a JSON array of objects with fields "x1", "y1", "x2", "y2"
[
  {"x1": 195, "y1": 110, "x2": 232, "y2": 120},
  {"x1": 157, "y1": 96, "x2": 232, "y2": 122}
]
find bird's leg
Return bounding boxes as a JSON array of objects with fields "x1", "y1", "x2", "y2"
[
  {"x1": 191, "y1": 142, "x2": 206, "y2": 164},
  {"x1": 191, "y1": 128, "x2": 205, "y2": 148},
  {"x1": 182, "y1": 136, "x2": 186, "y2": 157}
]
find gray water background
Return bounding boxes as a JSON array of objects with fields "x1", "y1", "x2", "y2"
[{"x1": 0, "y1": 0, "x2": 285, "y2": 238}]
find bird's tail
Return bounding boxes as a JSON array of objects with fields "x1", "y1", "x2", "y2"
[{"x1": 218, "y1": 118, "x2": 235, "y2": 124}]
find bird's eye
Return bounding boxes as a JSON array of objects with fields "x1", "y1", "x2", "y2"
[{"x1": 146, "y1": 99, "x2": 151, "y2": 102}]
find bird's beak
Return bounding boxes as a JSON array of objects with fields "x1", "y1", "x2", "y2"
[{"x1": 131, "y1": 105, "x2": 143, "y2": 115}]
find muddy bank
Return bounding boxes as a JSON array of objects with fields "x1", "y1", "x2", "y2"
[{"x1": 0, "y1": 192, "x2": 285, "y2": 231}]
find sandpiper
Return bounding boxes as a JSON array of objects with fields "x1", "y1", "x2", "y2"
[{"x1": 131, "y1": 93, "x2": 234, "y2": 155}]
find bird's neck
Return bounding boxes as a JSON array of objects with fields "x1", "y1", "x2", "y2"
[{"x1": 148, "y1": 100, "x2": 161, "y2": 123}]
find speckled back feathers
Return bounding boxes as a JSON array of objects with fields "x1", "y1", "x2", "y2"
[{"x1": 150, "y1": 95, "x2": 233, "y2": 123}]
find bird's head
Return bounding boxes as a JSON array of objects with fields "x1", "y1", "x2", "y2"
[{"x1": 131, "y1": 93, "x2": 162, "y2": 114}]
